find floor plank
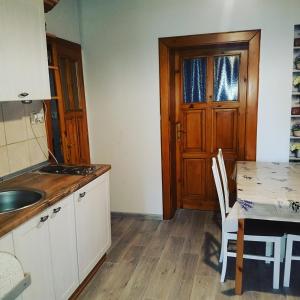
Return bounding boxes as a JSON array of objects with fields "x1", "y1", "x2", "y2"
[{"x1": 78, "y1": 209, "x2": 300, "y2": 300}]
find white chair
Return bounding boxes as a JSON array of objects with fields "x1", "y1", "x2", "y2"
[
  {"x1": 217, "y1": 148, "x2": 285, "y2": 264},
  {"x1": 283, "y1": 233, "x2": 300, "y2": 287},
  {"x1": 212, "y1": 157, "x2": 283, "y2": 289},
  {"x1": 217, "y1": 148, "x2": 230, "y2": 214}
]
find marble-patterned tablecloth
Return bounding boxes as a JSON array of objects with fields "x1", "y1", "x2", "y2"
[{"x1": 228, "y1": 161, "x2": 300, "y2": 223}]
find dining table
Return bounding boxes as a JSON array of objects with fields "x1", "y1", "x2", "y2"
[{"x1": 227, "y1": 161, "x2": 300, "y2": 295}]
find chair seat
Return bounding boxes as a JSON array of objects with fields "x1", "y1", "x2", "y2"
[
  {"x1": 226, "y1": 219, "x2": 285, "y2": 237},
  {"x1": 283, "y1": 222, "x2": 300, "y2": 235}
]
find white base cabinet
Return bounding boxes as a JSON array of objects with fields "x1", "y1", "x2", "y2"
[
  {"x1": 13, "y1": 211, "x2": 55, "y2": 300},
  {"x1": 6, "y1": 172, "x2": 111, "y2": 300},
  {"x1": 74, "y1": 172, "x2": 111, "y2": 283},
  {"x1": 0, "y1": 233, "x2": 14, "y2": 253},
  {"x1": 48, "y1": 195, "x2": 79, "y2": 300}
]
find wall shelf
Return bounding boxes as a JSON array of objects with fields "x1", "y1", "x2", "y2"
[
  {"x1": 290, "y1": 25, "x2": 300, "y2": 163},
  {"x1": 289, "y1": 157, "x2": 300, "y2": 161}
]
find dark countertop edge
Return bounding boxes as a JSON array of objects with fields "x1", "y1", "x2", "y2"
[{"x1": 0, "y1": 164, "x2": 111, "y2": 239}]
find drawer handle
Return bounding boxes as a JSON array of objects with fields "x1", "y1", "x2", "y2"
[
  {"x1": 18, "y1": 92, "x2": 29, "y2": 98},
  {"x1": 40, "y1": 215, "x2": 49, "y2": 223},
  {"x1": 53, "y1": 207, "x2": 61, "y2": 214},
  {"x1": 79, "y1": 192, "x2": 86, "y2": 198}
]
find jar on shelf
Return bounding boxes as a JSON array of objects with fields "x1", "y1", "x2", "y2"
[{"x1": 295, "y1": 56, "x2": 300, "y2": 70}]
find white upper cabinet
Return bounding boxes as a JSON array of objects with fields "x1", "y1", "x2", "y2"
[{"x1": 0, "y1": 0, "x2": 50, "y2": 101}]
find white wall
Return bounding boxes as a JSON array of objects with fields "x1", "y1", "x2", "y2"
[
  {"x1": 78, "y1": 0, "x2": 299, "y2": 215},
  {"x1": 45, "y1": 0, "x2": 81, "y2": 43}
]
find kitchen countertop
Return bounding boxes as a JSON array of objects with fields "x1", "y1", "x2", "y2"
[{"x1": 0, "y1": 164, "x2": 111, "y2": 238}]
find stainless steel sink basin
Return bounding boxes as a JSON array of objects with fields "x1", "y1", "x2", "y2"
[{"x1": 0, "y1": 189, "x2": 44, "y2": 214}]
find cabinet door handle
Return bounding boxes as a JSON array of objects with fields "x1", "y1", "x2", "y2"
[
  {"x1": 53, "y1": 207, "x2": 61, "y2": 214},
  {"x1": 40, "y1": 215, "x2": 49, "y2": 223},
  {"x1": 18, "y1": 92, "x2": 29, "y2": 98},
  {"x1": 79, "y1": 192, "x2": 86, "y2": 198}
]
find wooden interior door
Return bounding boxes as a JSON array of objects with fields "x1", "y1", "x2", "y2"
[
  {"x1": 175, "y1": 48, "x2": 248, "y2": 210},
  {"x1": 55, "y1": 39, "x2": 90, "y2": 164}
]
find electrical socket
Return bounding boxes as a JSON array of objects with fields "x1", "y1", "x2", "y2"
[{"x1": 30, "y1": 112, "x2": 44, "y2": 124}]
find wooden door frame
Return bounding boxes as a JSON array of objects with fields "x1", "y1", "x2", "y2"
[{"x1": 159, "y1": 30, "x2": 261, "y2": 219}]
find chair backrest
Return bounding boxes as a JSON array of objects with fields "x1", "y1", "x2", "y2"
[
  {"x1": 217, "y1": 148, "x2": 230, "y2": 214},
  {"x1": 212, "y1": 157, "x2": 226, "y2": 223}
]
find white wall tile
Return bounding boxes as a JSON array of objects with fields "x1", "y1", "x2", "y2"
[
  {"x1": 2, "y1": 102, "x2": 27, "y2": 144},
  {"x1": 0, "y1": 100, "x2": 49, "y2": 177},
  {"x1": 24, "y1": 101, "x2": 46, "y2": 139},
  {"x1": 7, "y1": 141, "x2": 30, "y2": 173},
  {"x1": 0, "y1": 146, "x2": 9, "y2": 177},
  {"x1": 0, "y1": 104, "x2": 6, "y2": 146},
  {"x1": 28, "y1": 138, "x2": 48, "y2": 165}
]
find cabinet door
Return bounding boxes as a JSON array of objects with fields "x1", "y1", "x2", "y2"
[
  {"x1": 48, "y1": 195, "x2": 79, "y2": 300},
  {"x1": 13, "y1": 211, "x2": 55, "y2": 300},
  {"x1": 0, "y1": 0, "x2": 50, "y2": 101},
  {"x1": 0, "y1": 232, "x2": 14, "y2": 253},
  {"x1": 74, "y1": 173, "x2": 111, "y2": 283}
]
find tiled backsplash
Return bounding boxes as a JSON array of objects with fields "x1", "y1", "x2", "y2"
[{"x1": 0, "y1": 101, "x2": 48, "y2": 177}]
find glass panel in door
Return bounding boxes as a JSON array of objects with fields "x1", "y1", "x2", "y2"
[
  {"x1": 70, "y1": 60, "x2": 81, "y2": 110},
  {"x1": 59, "y1": 57, "x2": 71, "y2": 112},
  {"x1": 214, "y1": 55, "x2": 240, "y2": 101},
  {"x1": 183, "y1": 57, "x2": 207, "y2": 103}
]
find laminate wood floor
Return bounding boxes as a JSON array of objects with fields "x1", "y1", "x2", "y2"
[{"x1": 78, "y1": 210, "x2": 300, "y2": 300}]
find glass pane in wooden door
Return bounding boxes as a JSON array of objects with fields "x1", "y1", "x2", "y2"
[
  {"x1": 59, "y1": 57, "x2": 71, "y2": 111},
  {"x1": 183, "y1": 57, "x2": 207, "y2": 103},
  {"x1": 70, "y1": 60, "x2": 81, "y2": 110},
  {"x1": 214, "y1": 55, "x2": 240, "y2": 101}
]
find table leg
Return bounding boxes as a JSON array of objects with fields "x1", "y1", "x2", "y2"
[{"x1": 235, "y1": 219, "x2": 245, "y2": 295}]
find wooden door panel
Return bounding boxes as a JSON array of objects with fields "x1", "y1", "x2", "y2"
[
  {"x1": 212, "y1": 108, "x2": 238, "y2": 153},
  {"x1": 183, "y1": 158, "x2": 206, "y2": 197},
  {"x1": 183, "y1": 110, "x2": 206, "y2": 152},
  {"x1": 64, "y1": 117, "x2": 79, "y2": 163},
  {"x1": 76, "y1": 116, "x2": 90, "y2": 164}
]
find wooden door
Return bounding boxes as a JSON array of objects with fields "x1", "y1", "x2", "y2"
[
  {"x1": 175, "y1": 48, "x2": 248, "y2": 210},
  {"x1": 45, "y1": 37, "x2": 90, "y2": 165},
  {"x1": 56, "y1": 39, "x2": 90, "y2": 164}
]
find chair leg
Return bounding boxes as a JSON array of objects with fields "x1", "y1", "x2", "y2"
[
  {"x1": 220, "y1": 236, "x2": 228, "y2": 282},
  {"x1": 273, "y1": 239, "x2": 281, "y2": 289},
  {"x1": 284, "y1": 236, "x2": 293, "y2": 287},
  {"x1": 280, "y1": 234, "x2": 287, "y2": 263},
  {"x1": 219, "y1": 232, "x2": 224, "y2": 263},
  {"x1": 265, "y1": 241, "x2": 273, "y2": 264}
]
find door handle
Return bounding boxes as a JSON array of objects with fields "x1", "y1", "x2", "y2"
[
  {"x1": 176, "y1": 123, "x2": 181, "y2": 140},
  {"x1": 79, "y1": 192, "x2": 86, "y2": 198},
  {"x1": 18, "y1": 92, "x2": 29, "y2": 98},
  {"x1": 40, "y1": 215, "x2": 49, "y2": 223},
  {"x1": 176, "y1": 123, "x2": 185, "y2": 140},
  {"x1": 53, "y1": 207, "x2": 61, "y2": 214}
]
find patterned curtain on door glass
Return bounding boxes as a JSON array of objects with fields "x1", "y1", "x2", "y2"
[
  {"x1": 214, "y1": 55, "x2": 239, "y2": 101},
  {"x1": 183, "y1": 58, "x2": 206, "y2": 103}
]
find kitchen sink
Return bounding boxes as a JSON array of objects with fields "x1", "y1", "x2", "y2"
[{"x1": 0, "y1": 189, "x2": 44, "y2": 214}]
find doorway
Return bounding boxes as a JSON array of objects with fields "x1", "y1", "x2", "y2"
[{"x1": 159, "y1": 30, "x2": 260, "y2": 219}]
